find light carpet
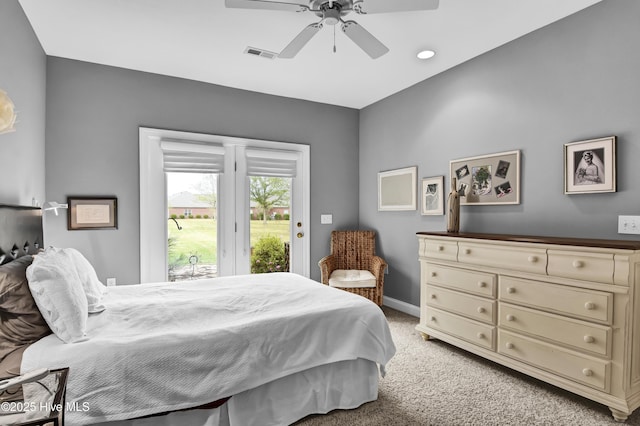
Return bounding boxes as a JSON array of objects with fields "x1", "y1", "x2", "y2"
[{"x1": 296, "y1": 307, "x2": 640, "y2": 426}]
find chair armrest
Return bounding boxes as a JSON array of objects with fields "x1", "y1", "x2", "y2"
[
  {"x1": 370, "y1": 256, "x2": 387, "y2": 280},
  {"x1": 318, "y1": 254, "x2": 337, "y2": 284},
  {"x1": 370, "y1": 256, "x2": 387, "y2": 306}
]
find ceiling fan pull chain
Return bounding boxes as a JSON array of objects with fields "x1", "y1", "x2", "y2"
[{"x1": 333, "y1": 25, "x2": 336, "y2": 53}]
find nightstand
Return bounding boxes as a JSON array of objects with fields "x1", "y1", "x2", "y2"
[{"x1": 0, "y1": 368, "x2": 69, "y2": 426}]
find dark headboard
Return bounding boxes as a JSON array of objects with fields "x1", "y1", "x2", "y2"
[{"x1": 0, "y1": 204, "x2": 43, "y2": 265}]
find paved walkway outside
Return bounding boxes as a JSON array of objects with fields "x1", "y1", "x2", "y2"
[{"x1": 169, "y1": 263, "x2": 218, "y2": 281}]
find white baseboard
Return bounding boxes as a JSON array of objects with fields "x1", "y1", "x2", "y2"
[{"x1": 383, "y1": 296, "x2": 419, "y2": 318}]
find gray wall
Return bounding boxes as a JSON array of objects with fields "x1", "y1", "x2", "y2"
[
  {"x1": 359, "y1": 0, "x2": 640, "y2": 306},
  {"x1": 8, "y1": 0, "x2": 637, "y2": 307},
  {"x1": 0, "y1": 0, "x2": 46, "y2": 206},
  {"x1": 44, "y1": 58, "x2": 359, "y2": 284}
]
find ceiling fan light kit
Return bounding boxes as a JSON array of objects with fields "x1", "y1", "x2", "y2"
[{"x1": 225, "y1": 0, "x2": 439, "y2": 59}]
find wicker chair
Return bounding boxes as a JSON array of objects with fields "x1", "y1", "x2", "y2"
[{"x1": 318, "y1": 230, "x2": 386, "y2": 306}]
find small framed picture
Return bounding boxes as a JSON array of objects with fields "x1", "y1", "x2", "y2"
[
  {"x1": 68, "y1": 197, "x2": 118, "y2": 230},
  {"x1": 421, "y1": 176, "x2": 444, "y2": 216},
  {"x1": 378, "y1": 166, "x2": 417, "y2": 211},
  {"x1": 455, "y1": 165, "x2": 470, "y2": 180},
  {"x1": 564, "y1": 136, "x2": 616, "y2": 194}
]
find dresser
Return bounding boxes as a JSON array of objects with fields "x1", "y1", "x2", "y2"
[{"x1": 416, "y1": 232, "x2": 640, "y2": 421}]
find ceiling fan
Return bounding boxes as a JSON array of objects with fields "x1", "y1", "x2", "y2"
[{"x1": 225, "y1": 0, "x2": 440, "y2": 59}]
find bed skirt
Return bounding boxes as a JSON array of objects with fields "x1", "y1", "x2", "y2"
[{"x1": 95, "y1": 358, "x2": 379, "y2": 426}]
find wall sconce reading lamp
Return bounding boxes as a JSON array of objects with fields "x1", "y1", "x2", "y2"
[{"x1": 0, "y1": 90, "x2": 17, "y2": 134}]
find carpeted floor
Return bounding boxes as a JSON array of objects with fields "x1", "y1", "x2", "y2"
[{"x1": 296, "y1": 307, "x2": 640, "y2": 426}]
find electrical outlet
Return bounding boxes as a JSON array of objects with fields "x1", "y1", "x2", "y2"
[
  {"x1": 618, "y1": 216, "x2": 640, "y2": 235},
  {"x1": 320, "y1": 214, "x2": 333, "y2": 225},
  {"x1": 106, "y1": 278, "x2": 117, "y2": 286}
]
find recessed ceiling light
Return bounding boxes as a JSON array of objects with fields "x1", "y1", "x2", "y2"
[{"x1": 417, "y1": 50, "x2": 436, "y2": 60}]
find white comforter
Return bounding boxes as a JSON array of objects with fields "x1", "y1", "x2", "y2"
[{"x1": 22, "y1": 273, "x2": 396, "y2": 425}]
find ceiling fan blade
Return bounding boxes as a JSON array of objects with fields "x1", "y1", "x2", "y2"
[
  {"x1": 341, "y1": 20, "x2": 389, "y2": 59},
  {"x1": 278, "y1": 23, "x2": 322, "y2": 59},
  {"x1": 353, "y1": 0, "x2": 439, "y2": 14},
  {"x1": 225, "y1": 0, "x2": 309, "y2": 13}
]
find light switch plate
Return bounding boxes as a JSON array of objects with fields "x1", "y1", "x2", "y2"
[
  {"x1": 618, "y1": 216, "x2": 640, "y2": 234},
  {"x1": 320, "y1": 214, "x2": 333, "y2": 225}
]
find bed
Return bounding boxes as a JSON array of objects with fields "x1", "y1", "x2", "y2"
[{"x1": 0, "y1": 204, "x2": 396, "y2": 426}]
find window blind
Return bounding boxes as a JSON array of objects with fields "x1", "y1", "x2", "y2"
[
  {"x1": 245, "y1": 148, "x2": 298, "y2": 177},
  {"x1": 161, "y1": 139, "x2": 225, "y2": 173}
]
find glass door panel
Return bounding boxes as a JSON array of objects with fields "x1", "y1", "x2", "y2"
[
  {"x1": 166, "y1": 172, "x2": 218, "y2": 281},
  {"x1": 248, "y1": 176, "x2": 292, "y2": 274}
]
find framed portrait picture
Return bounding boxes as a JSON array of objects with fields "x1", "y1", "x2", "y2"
[
  {"x1": 68, "y1": 197, "x2": 118, "y2": 230},
  {"x1": 421, "y1": 176, "x2": 444, "y2": 215},
  {"x1": 378, "y1": 166, "x2": 417, "y2": 211},
  {"x1": 449, "y1": 150, "x2": 521, "y2": 205},
  {"x1": 564, "y1": 136, "x2": 616, "y2": 194}
]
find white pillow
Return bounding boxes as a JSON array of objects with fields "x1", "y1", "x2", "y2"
[
  {"x1": 65, "y1": 248, "x2": 107, "y2": 313},
  {"x1": 26, "y1": 248, "x2": 89, "y2": 343}
]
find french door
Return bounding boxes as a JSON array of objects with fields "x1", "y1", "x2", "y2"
[{"x1": 139, "y1": 127, "x2": 310, "y2": 283}]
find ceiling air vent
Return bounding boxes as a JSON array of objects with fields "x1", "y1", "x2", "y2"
[{"x1": 244, "y1": 46, "x2": 278, "y2": 60}]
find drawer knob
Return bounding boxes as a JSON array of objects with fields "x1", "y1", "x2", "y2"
[
  {"x1": 506, "y1": 314, "x2": 515, "y2": 322},
  {"x1": 430, "y1": 294, "x2": 437, "y2": 299},
  {"x1": 505, "y1": 342, "x2": 514, "y2": 350},
  {"x1": 464, "y1": 248, "x2": 471, "y2": 255},
  {"x1": 430, "y1": 272, "x2": 437, "y2": 277},
  {"x1": 582, "y1": 368, "x2": 593, "y2": 377},
  {"x1": 528, "y1": 255, "x2": 538, "y2": 263},
  {"x1": 437, "y1": 245, "x2": 444, "y2": 251},
  {"x1": 584, "y1": 335, "x2": 595, "y2": 344},
  {"x1": 506, "y1": 287, "x2": 516, "y2": 294},
  {"x1": 477, "y1": 332, "x2": 485, "y2": 339},
  {"x1": 584, "y1": 302, "x2": 596, "y2": 310},
  {"x1": 430, "y1": 316, "x2": 436, "y2": 322},
  {"x1": 477, "y1": 281, "x2": 486, "y2": 288},
  {"x1": 477, "y1": 307, "x2": 485, "y2": 313},
  {"x1": 573, "y1": 260, "x2": 585, "y2": 268}
]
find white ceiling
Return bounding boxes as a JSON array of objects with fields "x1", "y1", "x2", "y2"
[{"x1": 19, "y1": 0, "x2": 602, "y2": 109}]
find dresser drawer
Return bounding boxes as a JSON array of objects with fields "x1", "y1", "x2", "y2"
[
  {"x1": 427, "y1": 285, "x2": 496, "y2": 325},
  {"x1": 419, "y1": 237, "x2": 458, "y2": 261},
  {"x1": 425, "y1": 307, "x2": 495, "y2": 350},
  {"x1": 498, "y1": 330, "x2": 610, "y2": 392},
  {"x1": 499, "y1": 276, "x2": 612, "y2": 324},
  {"x1": 547, "y1": 249, "x2": 614, "y2": 284},
  {"x1": 499, "y1": 303, "x2": 612, "y2": 357},
  {"x1": 458, "y1": 241, "x2": 547, "y2": 275},
  {"x1": 427, "y1": 264, "x2": 496, "y2": 298}
]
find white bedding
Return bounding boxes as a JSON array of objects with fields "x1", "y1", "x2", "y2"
[
  {"x1": 22, "y1": 273, "x2": 396, "y2": 425},
  {"x1": 96, "y1": 359, "x2": 379, "y2": 426}
]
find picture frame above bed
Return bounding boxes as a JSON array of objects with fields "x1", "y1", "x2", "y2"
[
  {"x1": 449, "y1": 150, "x2": 521, "y2": 206},
  {"x1": 67, "y1": 196, "x2": 118, "y2": 230}
]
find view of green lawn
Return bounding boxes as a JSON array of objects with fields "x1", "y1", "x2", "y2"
[{"x1": 168, "y1": 219, "x2": 290, "y2": 268}]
